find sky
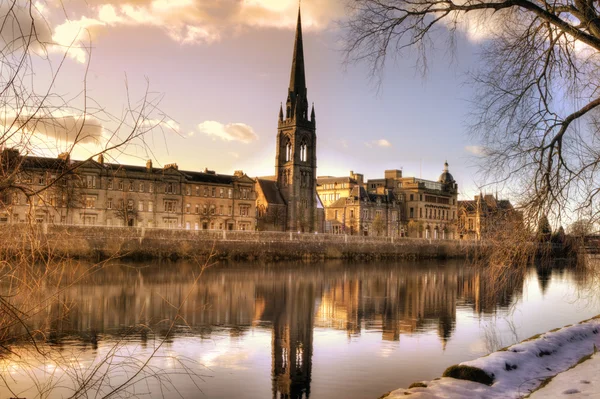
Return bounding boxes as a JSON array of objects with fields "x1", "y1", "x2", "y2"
[{"x1": 3, "y1": 0, "x2": 495, "y2": 200}]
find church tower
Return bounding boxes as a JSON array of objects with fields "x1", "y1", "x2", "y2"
[{"x1": 275, "y1": 6, "x2": 318, "y2": 232}]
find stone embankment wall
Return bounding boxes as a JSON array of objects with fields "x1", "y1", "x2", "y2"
[{"x1": 1, "y1": 225, "x2": 481, "y2": 261}]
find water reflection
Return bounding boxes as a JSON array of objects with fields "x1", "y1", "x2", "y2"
[{"x1": 2, "y1": 260, "x2": 595, "y2": 399}]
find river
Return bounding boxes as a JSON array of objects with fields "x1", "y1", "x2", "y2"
[{"x1": 1, "y1": 259, "x2": 599, "y2": 399}]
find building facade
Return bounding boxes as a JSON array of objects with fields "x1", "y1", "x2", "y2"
[
  {"x1": 458, "y1": 193, "x2": 520, "y2": 240},
  {"x1": 0, "y1": 149, "x2": 256, "y2": 230},
  {"x1": 320, "y1": 163, "x2": 459, "y2": 238}
]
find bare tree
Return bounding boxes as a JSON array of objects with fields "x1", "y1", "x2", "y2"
[
  {"x1": 0, "y1": 2, "x2": 179, "y2": 397},
  {"x1": 114, "y1": 195, "x2": 140, "y2": 227},
  {"x1": 344, "y1": 0, "x2": 600, "y2": 228}
]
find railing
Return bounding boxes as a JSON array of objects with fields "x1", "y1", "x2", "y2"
[{"x1": 0, "y1": 223, "x2": 480, "y2": 246}]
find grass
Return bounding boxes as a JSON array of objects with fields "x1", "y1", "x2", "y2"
[{"x1": 442, "y1": 365, "x2": 494, "y2": 386}]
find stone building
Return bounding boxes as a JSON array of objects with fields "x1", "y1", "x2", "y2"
[
  {"x1": 320, "y1": 163, "x2": 459, "y2": 238},
  {"x1": 0, "y1": 149, "x2": 256, "y2": 229},
  {"x1": 316, "y1": 171, "x2": 364, "y2": 207},
  {"x1": 458, "y1": 193, "x2": 519, "y2": 240},
  {"x1": 325, "y1": 186, "x2": 403, "y2": 236},
  {"x1": 255, "y1": 7, "x2": 324, "y2": 232}
]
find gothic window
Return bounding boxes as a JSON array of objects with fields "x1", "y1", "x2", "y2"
[
  {"x1": 300, "y1": 141, "x2": 307, "y2": 162},
  {"x1": 285, "y1": 140, "x2": 292, "y2": 162}
]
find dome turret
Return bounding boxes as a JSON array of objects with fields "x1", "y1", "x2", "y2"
[{"x1": 438, "y1": 161, "x2": 455, "y2": 184}]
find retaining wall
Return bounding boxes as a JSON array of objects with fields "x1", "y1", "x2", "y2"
[{"x1": 0, "y1": 225, "x2": 481, "y2": 261}]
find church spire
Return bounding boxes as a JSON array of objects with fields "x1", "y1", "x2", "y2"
[{"x1": 289, "y1": 6, "x2": 307, "y2": 102}]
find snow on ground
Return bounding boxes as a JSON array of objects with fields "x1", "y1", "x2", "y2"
[
  {"x1": 385, "y1": 318, "x2": 600, "y2": 399},
  {"x1": 529, "y1": 351, "x2": 600, "y2": 398}
]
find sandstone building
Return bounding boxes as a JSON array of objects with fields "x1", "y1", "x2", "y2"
[
  {"x1": 255, "y1": 8, "x2": 324, "y2": 232},
  {"x1": 318, "y1": 163, "x2": 459, "y2": 238},
  {"x1": 458, "y1": 193, "x2": 520, "y2": 240},
  {"x1": 0, "y1": 149, "x2": 256, "y2": 229}
]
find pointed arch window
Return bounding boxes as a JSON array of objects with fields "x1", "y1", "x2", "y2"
[
  {"x1": 285, "y1": 140, "x2": 292, "y2": 162},
  {"x1": 300, "y1": 141, "x2": 307, "y2": 162}
]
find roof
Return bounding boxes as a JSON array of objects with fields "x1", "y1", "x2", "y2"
[{"x1": 256, "y1": 179, "x2": 286, "y2": 206}]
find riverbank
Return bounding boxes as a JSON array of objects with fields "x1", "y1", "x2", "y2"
[
  {"x1": 0, "y1": 224, "x2": 479, "y2": 261},
  {"x1": 382, "y1": 315, "x2": 600, "y2": 398}
]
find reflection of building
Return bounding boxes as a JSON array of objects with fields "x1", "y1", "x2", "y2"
[
  {"x1": 319, "y1": 164, "x2": 459, "y2": 238},
  {"x1": 255, "y1": 8, "x2": 324, "y2": 233},
  {"x1": 458, "y1": 193, "x2": 521, "y2": 240},
  {"x1": 256, "y1": 278, "x2": 315, "y2": 399}
]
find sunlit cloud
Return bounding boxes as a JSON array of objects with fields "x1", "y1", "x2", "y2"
[
  {"x1": 2, "y1": 111, "x2": 104, "y2": 145},
  {"x1": 465, "y1": 145, "x2": 487, "y2": 156},
  {"x1": 198, "y1": 121, "x2": 258, "y2": 143},
  {"x1": 43, "y1": 0, "x2": 344, "y2": 63},
  {"x1": 365, "y1": 139, "x2": 392, "y2": 148}
]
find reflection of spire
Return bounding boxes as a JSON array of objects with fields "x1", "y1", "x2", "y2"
[{"x1": 266, "y1": 281, "x2": 314, "y2": 399}]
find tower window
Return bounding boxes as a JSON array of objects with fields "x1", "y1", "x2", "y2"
[
  {"x1": 286, "y1": 140, "x2": 292, "y2": 162},
  {"x1": 300, "y1": 141, "x2": 307, "y2": 162}
]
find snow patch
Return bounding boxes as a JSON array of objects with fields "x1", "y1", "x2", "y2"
[{"x1": 386, "y1": 318, "x2": 600, "y2": 399}]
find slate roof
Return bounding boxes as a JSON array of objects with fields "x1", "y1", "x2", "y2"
[{"x1": 256, "y1": 179, "x2": 286, "y2": 205}]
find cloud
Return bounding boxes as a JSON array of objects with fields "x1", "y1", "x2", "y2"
[
  {"x1": 366, "y1": 139, "x2": 392, "y2": 148},
  {"x1": 197, "y1": 121, "x2": 258, "y2": 143},
  {"x1": 141, "y1": 119, "x2": 180, "y2": 133},
  {"x1": 44, "y1": 0, "x2": 345, "y2": 62},
  {"x1": 0, "y1": 2, "x2": 53, "y2": 54},
  {"x1": 465, "y1": 145, "x2": 487, "y2": 156},
  {"x1": 2, "y1": 112, "x2": 104, "y2": 145}
]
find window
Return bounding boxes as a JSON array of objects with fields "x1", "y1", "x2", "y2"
[
  {"x1": 219, "y1": 188, "x2": 224, "y2": 198},
  {"x1": 138, "y1": 201, "x2": 144, "y2": 212},
  {"x1": 108, "y1": 179, "x2": 113, "y2": 190},
  {"x1": 195, "y1": 222, "x2": 199, "y2": 230},
  {"x1": 210, "y1": 205, "x2": 215, "y2": 215},
  {"x1": 127, "y1": 200, "x2": 134, "y2": 211},
  {"x1": 107, "y1": 199, "x2": 113, "y2": 209},
  {"x1": 148, "y1": 201, "x2": 153, "y2": 212},
  {"x1": 219, "y1": 205, "x2": 224, "y2": 215},
  {"x1": 196, "y1": 186, "x2": 200, "y2": 196},
  {"x1": 204, "y1": 187, "x2": 208, "y2": 196},
  {"x1": 410, "y1": 207, "x2": 414, "y2": 218},
  {"x1": 139, "y1": 183, "x2": 144, "y2": 192},
  {"x1": 211, "y1": 187, "x2": 216, "y2": 197},
  {"x1": 410, "y1": 194, "x2": 414, "y2": 201},
  {"x1": 186, "y1": 222, "x2": 191, "y2": 230},
  {"x1": 164, "y1": 200, "x2": 176, "y2": 212},
  {"x1": 166, "y1": 182, "x2": 175, "y2": 194},
  {"x1": 203, "y1": 205, "x2": 208, "y2": 215},
  {"x1": 186, "y1": 203, "x2": 191, "y2": 214},
  {"x1": 285, "y1": 140, "x2": 292, "y2": 162},
  {"x1": 118, "y1": 181, "x2": 124, "y2": 191},
  {"x1": 85, "y1": 197, "x2": 96, "y2": 209},
  {"x1": 363, "y1": 209, "x2": 368, "y2": 219},
  {"x1": 186, "y1": 186, "x2": 191, "y2": 195},
  {"x1": 128, "y1": 181, "x2": 134, "y2": 191},
  {"x1": 300, "y1": 141, "x2": 307, "y2": 162},
  {"x1": 228, "y1": 189, "x2": 233, "y2": 198},
  {"x1": 228, "y1": 206, "x2": 232, "y2": 215},
  {"x1": 350, "y1": 209, "x2": 354, "y2": 219},
  {"x1": 38, "y1": 175, "x2": 45, "y2": 185},
  {"x1": 239, "y1": 205, "x2": 250, "y2": 216},
  {"x1": 241, "y1": 188, "x2": 249, "y2": 199},
  {"x1": 149, "y1": 183, "x2": 154, "y2": 193},
  {"x1": 195, "y1": 205, "x2": 199, "y2": 214}
]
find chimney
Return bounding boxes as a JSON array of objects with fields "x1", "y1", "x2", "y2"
[
  {"x1": 58, "y1": 152, "x2": 70, "y2": 162},
  {"x1": 234, "y1": 170, "x2": 244, "y2": 177},
  {"x1": 146, "y1": 159, "x2": 153, "y2": 171},
  {"x1": 97, "y1": 153, "x2": 104, "y2": 165},
  {"x1": 164, "y1": 163, "x2": 178, "y2": 170}
]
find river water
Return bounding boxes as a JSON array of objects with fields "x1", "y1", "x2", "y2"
[{"x1": 1, "y1": 260, "x2": 600, "y2": 399}]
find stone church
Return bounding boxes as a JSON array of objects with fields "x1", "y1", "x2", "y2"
[{"x1": 255, "y1": 7, "x2": 324, "y2": 232}]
